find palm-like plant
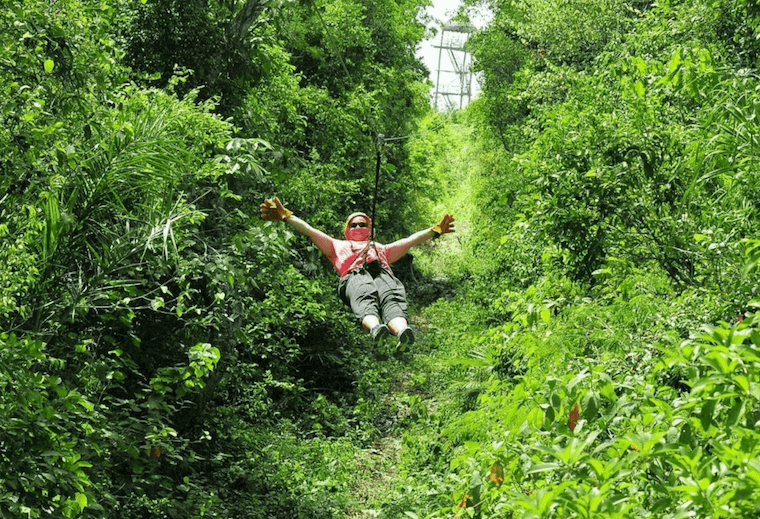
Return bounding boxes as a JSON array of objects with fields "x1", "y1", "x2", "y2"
[{"x1": 29, "y1": 89, "x2": 226, "y2": 339}]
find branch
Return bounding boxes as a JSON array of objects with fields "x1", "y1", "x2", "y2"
[{"x1": 226, "y1": 0, "x2": 269, "y2": 46}]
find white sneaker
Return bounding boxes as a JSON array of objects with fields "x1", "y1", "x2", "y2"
[
  {"x1": 396, "y1": 327, "x2": 415, "y2": 349},
  {"x1": 370, "y1": 323, "x2": 391, "y2": 346}
]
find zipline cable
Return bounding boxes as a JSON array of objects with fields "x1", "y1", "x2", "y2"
[
  {"x1": 312, "y1": 0, "x2": 455, "y2": 243},
  {"x1": 313, "y1": 0, "x2": 386, "y2": 242},
  {"x1": 371, "y1": 134, "x2": 384, "y2": 243},
  {"x1": 312, "y1": 3, "x2": 384, "y2": 147}
]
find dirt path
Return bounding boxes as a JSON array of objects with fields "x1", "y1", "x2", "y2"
[
  {"x1": 346, "y1": 313, "x2": 442, "y2": 518},
  {"x1": 348, "y1": 436, "x2": 402, "y2": 518}
]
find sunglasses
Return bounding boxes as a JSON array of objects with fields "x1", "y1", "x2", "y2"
[{"x1": 350, "y1": 222, "x2": 368, "y2": 228}]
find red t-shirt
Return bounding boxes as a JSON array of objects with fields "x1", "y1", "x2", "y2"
[
  {"x1": 330, "y1": 239, "x2": 392, "y2": 279},
  {"x1": 304, "y1": 223, "x2": 423, "y2": 280}
]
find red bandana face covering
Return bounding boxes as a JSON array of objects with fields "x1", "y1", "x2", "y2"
[{"x1": 345, "y1": 227, "x2": 370, "y2": 241}]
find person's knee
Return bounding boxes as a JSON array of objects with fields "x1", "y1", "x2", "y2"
[{"x1": 362, "y1": 314, "x2": 381, "y2": 330}]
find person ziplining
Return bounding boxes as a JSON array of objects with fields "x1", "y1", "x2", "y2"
[{"x1": 260, "y1": 197, "x2": 455, "y2": 348}]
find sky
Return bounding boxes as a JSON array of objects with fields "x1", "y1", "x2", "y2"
[{"x1": 415, "y1": 0, "x2": 492, "y2": 110}]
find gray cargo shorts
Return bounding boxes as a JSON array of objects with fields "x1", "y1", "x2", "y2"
[{"x1": 338, "y1": 264, "x2": 409, "y2": 323}]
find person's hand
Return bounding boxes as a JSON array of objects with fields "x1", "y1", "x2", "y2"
[
  {"x1": 260, "y1": 197, "x2": 293, "y2": 221},
  {"x1": 432, "y1": 213, "x2": 455, "y2": 235}
]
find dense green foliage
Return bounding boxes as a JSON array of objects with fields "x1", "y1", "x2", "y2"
[
  {"x1": 4, "y1": 0, "x2": 760, "y2": 517},
  {"x1": 370, "y1": 0, "x2": 760, "y2": 518},
  {"x1": 1, "y1": 0, "x2": 432, "y2": 516}
]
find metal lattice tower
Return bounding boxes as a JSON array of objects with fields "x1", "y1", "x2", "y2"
[{"x1": 433, "y1": 22, "x2": 474, "y2": 110}]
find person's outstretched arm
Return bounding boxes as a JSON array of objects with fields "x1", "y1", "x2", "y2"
[
  {"x1": 385, "y1": 214, "x2": 455, "y2": 264},
  {"x1": 260, "y1": 197, "x2": 336, "y2": 261}
]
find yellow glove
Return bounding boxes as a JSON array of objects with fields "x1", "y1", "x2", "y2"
[
  {"x1": 432, "y1": 213, "x2": 455, "y2": 235},
  {"x1": 260, "y1": 197, "x2": 293, "y2": 221}
]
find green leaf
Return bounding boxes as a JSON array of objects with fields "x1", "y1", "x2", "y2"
[
  {"x1": 582, "y1": 392, "x2": 599, "y2": 420},
  {"x1": 600, "y1": 381, "x2": 617, "y2": 402},
  {"x1": 527, "y1": 407, "x2": 543, "y2": 429},
  {"x1": 527, "y1": 462, "x2": 561, "y2": 474},
  {"x1": 543, "y1": 405, "x2": 556, "y2": 428},
  {"x1": 632, "y1": 56, "x2": 646, "y2": 74},
  {"x1": 734, "y1": 374, "x2": 750, "y2": 393},
  {"x1": 699, "y1": 399, "x2": 717, "y2": 432},
  {"x1": 726, "y1": 400, "x2": 745, "y2": 427},
  {"x1": 588, "y1": 458, "x2": 606, "y2": 478},
  {"x1": 690, "y1": 375, "x2": 724, "y2": 394},
  {"x1": 44, "y1": 59, "x2": 55, "y2": 73},
  {"x1": 668, "y1": 49, "x2": 682, "y2": 72},
  {"x1": 567, "y1": 370, "x2": 589, "y2": 394},
  {"x1": 678, "y1": 422, "x2": 692, "y2": 444},
  {"x1": 633, "y1": 81, "x2": 645, "y2": 97}
]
